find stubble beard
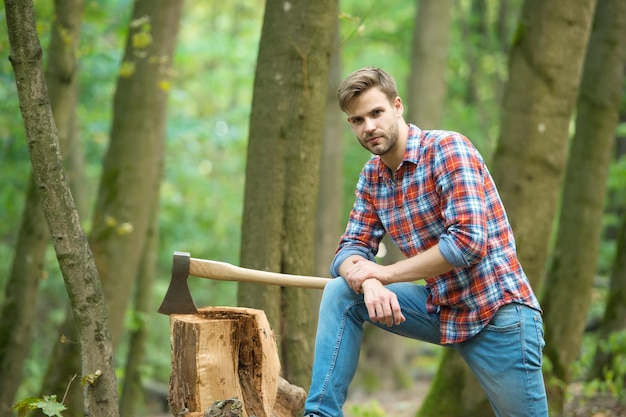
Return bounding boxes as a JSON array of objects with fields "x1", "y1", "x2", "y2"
[{"x1": 359, "y1": 121, "x2": 399, "y2": 156}]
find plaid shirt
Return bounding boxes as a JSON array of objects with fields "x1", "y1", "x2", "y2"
[{"x1": 335, "y1": 125, "x2": 541, "y2": 344}]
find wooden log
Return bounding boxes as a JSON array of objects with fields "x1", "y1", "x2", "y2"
[
  {"x1": 168, "y1": 307, "x2": 281, "y2": 417},
  {"x1": 274, "y1": 376, "x2": 307, "y2": 417}
]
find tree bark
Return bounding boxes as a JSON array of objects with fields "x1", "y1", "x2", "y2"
[
  {"x1": 541, "y1": 0, "x2": 626, "y2": 412},
  {"x1": 4, "y1": 1, "x2": 119, "y2": 416},
  {"x1": 356, "y1": 0, "x2": 452, "y2": 398},
  {"x1": 119, "y1": 212, "x2": 159, "y2": 417},
  {"x1": 0, "y1": 177, "x2": 48, "y2": 417},
  {"x1": 0, "y1": 0, "x2": 84, "y2": 414},
  {"x1": 237, "y1": 0, "x2": 337, "y2": 390},
  {"x1": 315, "y1": 14, "x2": 343, "y2": 279},
  {"x1": 36, "y1": 1, "x2": 184, "y2": 414},
  {"x1": 589, "y1": 211, "x2": 626, "y2": 380},
  {"x1": 418, "y1": 349, "x2": 488, "y2": 417},
  {"x1": 419, "y1": 1, "x2": 597, "y2": 416},
  {"x1": 406, "y1": 0, "x2": 452, "y2": 129},
  {"x1": 89, "y1": 0, "x2": 183, "y2": 347},
  {"x1": 490, "y1": 0, "x2": 597, "y2": 290}
]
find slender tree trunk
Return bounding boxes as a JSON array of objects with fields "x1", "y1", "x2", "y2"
[
  {"x1": 37, "y1": 2, "x2": 184, "y2": 414},
  {"x1": 315, "y1": 16, "x2": 343, "y2": 279},
  {"x1": 418, "y1": 349, "x2": 489, "y2": 417},
  {"x1": 356, "y1": 0, "x2": 451, "y2": 398},
  {"x1": 238, "y1": 0, "x2": 337, "y2": 390},
  {"x1": 490, "y1": 0, "x2": 597, "y2": 290},
  {"x1": 541, "y1": 0, "x2": 626, "y2": 413},
  {"x1": 120, "y1": 213, "x2": 159, "y2": 417},
  {"x1": 419, "y1": 1, "x2": 596, "y2": 416},
  {"x1": 589, "y1": 211, "x2": 626, "y2": 380},
  {"x1": 407, "y1": 0, "x2": 451, "y2": 129},
  {"x1": 4, "y1": 1, "x2": 119, "y2": 416},
  {"x1": 89, "y1": 0, "x2": 184, "y2": 346},
  {"x1": 0, "y1": 177, "x2": 48, "y2": 416},
  {"x1": 0, "y1": 0, "x2": 84, "y2": 414}
]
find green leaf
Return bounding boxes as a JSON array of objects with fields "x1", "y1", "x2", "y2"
[
  {"x1": 12, "y1": 395, "x2": 66, "y2": 417},
  {"x1": 33, "y1": 395, "x2": 67, "y2": 417}
]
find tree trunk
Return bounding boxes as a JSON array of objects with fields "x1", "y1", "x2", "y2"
[
  {"x1": 406, "y1": 0, "x2": 452, "y2": 129},
  {"x1": 238, "y1": 0, "x2": 337, "y2": 390},
  {"x1": 0, "y1": 0, "x2": 84, "y2": 414},
  {"x1": 4, "y1": 1, "x2": 119, "y2": 416},
  {"x1": 355, "y1": 0, "x2": 452, "y2": 399},
  {"x1": 89, "y1": 0, "x2": 184, "y2": 346},
  {"x1": 0, "y1": 177, "x2": 48, "y2": 417},
  {"x1": 418, "y1": 349, "x2": 489, "y2": 417},
  {"x1": 541, "y1": 0, "x2": 626, "y2": 412},
  {"x1": 419, "y1": 1, "x2": 597, "y2": 416},
  {"x1": 589, "y1": 211, "x2": 626, "y2": 380},
  {"x1": 37, "y1": 1, "x2": 184, "y2": 414},
  {"x1": 490, "y1": 0, "x2": 597, "y2": 290},
  {"x1": 119, "y1": 212, "x2": 159, "y2": 417},
  {"x1": 315, "y1": 15, "x2": 343, "y2": 279}
]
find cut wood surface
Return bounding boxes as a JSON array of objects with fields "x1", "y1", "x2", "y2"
[{"x1": 168, "y1": 307, "x2": 280, "y2": 417}]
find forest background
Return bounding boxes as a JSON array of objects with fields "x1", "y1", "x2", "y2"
[{"x1": 1, "y1": 0, "x2": 626, "y2": 417}]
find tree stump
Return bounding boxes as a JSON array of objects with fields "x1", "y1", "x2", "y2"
[{"x1": 168, "y1": 306, "x2": 306, "y2": 417}]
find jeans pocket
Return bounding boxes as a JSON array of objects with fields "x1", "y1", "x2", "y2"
[{"x1": 485, "y1": 304, "x2": 521, "y2": 333}]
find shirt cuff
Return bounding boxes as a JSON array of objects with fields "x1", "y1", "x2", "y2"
[
  {"x1": 329, "y1": 246, "x2": 377, "y2": 277},
  {"x1": 439, "y1": 233, "x2": 470, "y2": 268}
]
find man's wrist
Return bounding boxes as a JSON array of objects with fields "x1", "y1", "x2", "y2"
[{"x1": 361, "y1": 278, "x2": 382, "y2": 291}]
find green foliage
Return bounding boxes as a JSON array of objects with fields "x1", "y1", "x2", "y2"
[
  {"x1": 347, "y1": 399, "x2": 386, "y2": 417},
  {"x1": 12, "y1": 395, "x2": 67, "y2": 417},
  {"x1": 589, "y1": 331, "x2": 626, "y2": 403},
  {"x1": 570, "y1": 330, "x2": 626, "y2": 406}
]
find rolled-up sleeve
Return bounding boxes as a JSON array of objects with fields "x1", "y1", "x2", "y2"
[
  {"x1": 435, "y1": 135, "x2": 488, "y2": 266},
  {"x1": 329, "y1": 246, "x2": 377, "y2": 277}
]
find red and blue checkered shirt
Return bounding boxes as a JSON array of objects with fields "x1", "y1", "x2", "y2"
[{"x1": 333, "y1": 125, "x2": 541, "y2": 344}]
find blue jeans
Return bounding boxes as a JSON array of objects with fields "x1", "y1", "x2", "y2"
[{"x1": 304, "y1": 278, "x2": 548, "y2": 417}]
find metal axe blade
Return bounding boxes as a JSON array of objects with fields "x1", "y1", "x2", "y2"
[{"x1": 157, "y1": 251, "x2": 199, "y2": 315}]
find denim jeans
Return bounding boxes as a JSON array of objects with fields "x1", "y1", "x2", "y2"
[{"x1": 304, "y1": 278, "x2": 548, "y2": 417}]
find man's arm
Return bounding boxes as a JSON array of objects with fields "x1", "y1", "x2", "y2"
[
  {"x1": 338, "y1": 245, "x2": 454, "y2": 327},
  {"x1": 341, "y1": 243, "x2": 454, "y2": 293}
]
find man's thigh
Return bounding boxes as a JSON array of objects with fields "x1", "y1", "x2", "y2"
[{"x1": 456, "y1": 303, "x2": 548, "y2": 417}]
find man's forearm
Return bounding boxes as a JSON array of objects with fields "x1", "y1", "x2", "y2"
[
  {"x1": 338, "y1": 244, "x2": 455, "y2": 286},
  {"x1": 385, "y1": 244, "x2": 454, "y2": 283}
]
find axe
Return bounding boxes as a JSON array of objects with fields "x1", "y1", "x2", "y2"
[{"x1": 158, "y1": 251, "x2": 331, "y2": 315}]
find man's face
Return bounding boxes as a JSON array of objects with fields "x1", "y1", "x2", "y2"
[{"x1": 345, "y1": 87, "x2": 402, "y2": 156}]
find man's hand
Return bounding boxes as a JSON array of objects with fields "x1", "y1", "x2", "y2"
[
  {"x1": 343, "y1": 257, "x2": 390, "y2": 293},
  {"x1": 361, "y1": 279, "x2": 406, "y2": 326}
]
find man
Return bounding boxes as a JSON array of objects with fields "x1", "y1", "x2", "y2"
[{"x1": 304, "y1": 67, "x2": 548, "y2": 417}]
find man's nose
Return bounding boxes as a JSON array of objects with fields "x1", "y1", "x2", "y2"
[{"x1": 364, "y1": 118, "x2": 376, "y2": 132}]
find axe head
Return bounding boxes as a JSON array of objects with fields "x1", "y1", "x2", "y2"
[{"x1": 157, "y1": 251, "x2": 198, "y2": 315}]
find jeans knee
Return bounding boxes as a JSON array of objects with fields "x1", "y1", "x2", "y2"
[{"x1": 320, "y1": 278, "x2": 358, "y2": 309}]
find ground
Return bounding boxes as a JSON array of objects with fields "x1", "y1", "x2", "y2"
[
  {"x1": 149, "y1": 381, "x2": 626, "y2": 417},
  {"x1": 345, "y1": 382, "x2": 626, "y2": 417}
]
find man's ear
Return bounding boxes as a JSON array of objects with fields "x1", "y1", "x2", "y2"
[{"x1": 395, "y1": 96, "x2": 404, "y2": 115}]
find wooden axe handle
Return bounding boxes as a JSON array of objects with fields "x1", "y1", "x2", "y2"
[{"x1": 189, "y1": 257, "x2": 330, "y2": 289}]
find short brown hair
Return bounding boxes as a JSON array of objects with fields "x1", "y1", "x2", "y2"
[{"x1": 336, "y1": 67, "x2": 399, "y2": 112}]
